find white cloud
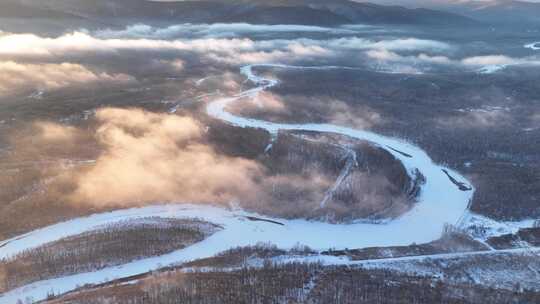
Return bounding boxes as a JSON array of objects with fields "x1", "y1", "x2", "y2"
[
  {"x1": 325, "y1": 37, "x2": 452, "y2": 52},
  {"x1": 70, "y1": 108, "x2": 265, "y2": 206},
  {"x1": 436, "y1": 108, "x2": 512, "y2": 129},
  {"x1": 461, "y1": 55, "x2": 540, "y2": 73},
  {"x1": 366, "y1": 48, "x2": 540, "y2": 74},
  {"x1": 0, "y1": 61, "x2": 134, "y2": 96},
  {"x1": 417, "y1": 53, "x2": 453, "y2": 64},
  {"x1": 461, "y1": 55, "x2": 518, "y2": 66},
  {"x1": 365, "y1": 49, "x2": 452, "y2": 73},
  {"x1": 0, "y1": 32, "x2": 257, "y2": 58},
  {"x1": 0, "y1": 30, "x2": 537, "y2": 77},
  {"x1": 95, "y1": 23, "x2": 359, "y2": 39},
  {"x1": 0, "y1": 31, "x2": 452, "y2": 67},
  {"x1": 366, "y1": 49, "x2": 403, "y2": 61}
]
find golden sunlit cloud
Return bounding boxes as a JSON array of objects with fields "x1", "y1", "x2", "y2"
[
  {"x1": 0, "y1": 61, "x2": 134, "y2": 97},
  {"x1": 70, "y1": 108, "x2": 264, "y2": 206}
]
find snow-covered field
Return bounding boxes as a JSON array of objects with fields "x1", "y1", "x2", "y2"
[
  {"x1": 459, "y1": 212, "x2": 539, "y2": 240},
  {"x1": 2, "y1": 63, "x2": 534, "y2": 303}
]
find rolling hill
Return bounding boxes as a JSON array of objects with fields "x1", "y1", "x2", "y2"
[{"x1": 7, "y1": 0, "x2": 477, "y2": 27}]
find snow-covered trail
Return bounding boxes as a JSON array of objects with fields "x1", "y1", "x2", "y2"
[
  {"x1": 1, "y1": 64, "x2": 475, "y2": 303},
  {"x1": 275, "y1": 246, "x2": 540, "y2": 267},
  {"x1": 319, "y1": 146, "x2": 357, "y2": 209}
]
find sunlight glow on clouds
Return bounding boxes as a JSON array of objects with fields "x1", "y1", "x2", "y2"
[
  {"x1": 70, "y1": 108, "x2": 264, "y2": 206},
  {"x1": 0, "y1": 31, "x2": 450, "y2": 64},
  {"x1": 0, "y1": 27, "x2": 537, "y2": 97},
  {"x1": 0, "y1": 61, "x2": 133, "y2": 96}
]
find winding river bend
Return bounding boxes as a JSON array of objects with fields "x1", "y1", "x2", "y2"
[
  {"x1": 0, "y1": 64, "x2": 474, "y2": 303},
  {"x1": 208, "y1": 63, "x2": 474, "y2": 241}
]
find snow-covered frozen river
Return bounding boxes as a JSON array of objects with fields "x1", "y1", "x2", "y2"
[{"x1": 0, "y1": 64, "x2": 476, "y2": 303}]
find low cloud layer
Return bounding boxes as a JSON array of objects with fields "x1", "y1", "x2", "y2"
[
  {"x1": 436, "y1": 107, "x2": 512, "y2": 129},
  {"x1": 4, "y1": 28, "x2": 533, "y2": 78},
  {"x1": 229, "y1": 90, "x2": 384, "y2": 130},
  {"x1": 70, "y1": 108, "x2": 263, "y2": 206},
  {"x1": 0, "y1": 31, "x2": 453, "y2": 68},
  {"x1": 0, "y1": 28, "x2": 538, "y2": 98},
  {"x1": 366, "y1": 49, "x2": 540, "y2": 73},
  {"x1": 6, "y1": 106, "x2": 408, "y2": 222},
  {"x1": 0, "y1": 61, "x2": 133, "y2": 97},
  {"x1": 94, "y1": 23, "x2": 361, "y2": 39},
  {"x1": 0, "y1": 30, "x2": 470, "y2": 97}
]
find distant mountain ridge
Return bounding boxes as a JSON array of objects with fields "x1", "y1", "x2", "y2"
[
  {"x1": 5, "y1": 0, "x2": 477, "y2": 27},
  {"x1": 359, "y1": 0, "x2": 540, "y2": 25},
  {"x1": 0, "y1": 0, "x2": 79, "y2": 19},
  {"x1": 446, "y1": 0, "x2": 540, "y2": 25}
]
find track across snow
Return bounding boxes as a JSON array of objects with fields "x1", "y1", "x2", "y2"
[{"x1": 1, "y1": 64, "x2": 475, "y2": 303}]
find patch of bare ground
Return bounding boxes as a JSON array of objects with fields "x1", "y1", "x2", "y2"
[{"x1": 0, "y1": 217, "x2": 220, "y2": 293}]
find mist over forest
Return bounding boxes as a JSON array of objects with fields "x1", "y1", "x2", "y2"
[{"x1": 1, "y1": 0, "x2": 540, "y2": 303}]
